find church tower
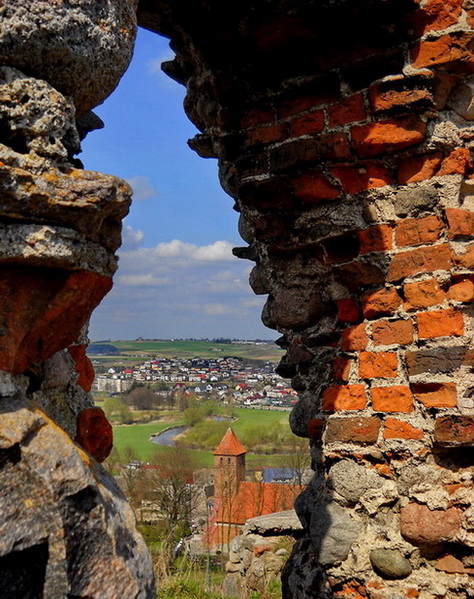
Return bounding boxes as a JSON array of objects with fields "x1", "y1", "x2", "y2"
[{"x1": 213, "y1": 427, "x2": 246, "y2": 501}]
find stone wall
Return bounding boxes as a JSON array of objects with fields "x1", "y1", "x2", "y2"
[
  {"x1": 139, "y1": 1, "x2": 474, "y2": 597},
  {"x1": 223, "y1": 510, "x2": 303, "y2": 598},
  {"x1": 0, "y1": 2, "x2": 154, "y2": 597}
]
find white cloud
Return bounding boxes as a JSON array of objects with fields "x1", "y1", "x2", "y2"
[
  {"x1": 126, "y1": 176, "x2": 158, "y2": 201},
  {"x1": 120, "y1": 239, "x2": 236, "y2": 268},
  {"x1": 89, "y1": 237, "x2": 277, "y2": 341},
  {"x1": 121, "y1": 225, "x2": 144, "y2": 250},
  {"x1": 203, "y1": 303, "x2": 233, "y2": 316},
  {"x1": 117, "y1": 274, "x2": 170, "y2": 287}
]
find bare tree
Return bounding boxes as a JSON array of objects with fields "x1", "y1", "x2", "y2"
[{"x1": 144, "y1": 448, "x2": 201, "y2": 542}]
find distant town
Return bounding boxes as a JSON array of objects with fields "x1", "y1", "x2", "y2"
[{"x1": 92, "y1": 352, "x2": 297, "y2": 408}]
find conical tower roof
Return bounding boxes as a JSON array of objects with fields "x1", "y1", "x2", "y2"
[{"x1": 214, "y1": 427, "x2": 246, "y2": 456}]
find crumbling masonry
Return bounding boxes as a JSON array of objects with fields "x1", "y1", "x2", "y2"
[{"x1": 0, "y1": 1, "x2": 473, "y2": 598}]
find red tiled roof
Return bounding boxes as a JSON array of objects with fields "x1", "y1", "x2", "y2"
[
  {"x1": 213, "y1": 428, "x2": 247, "y2": 456},
  {"x1": 215, "y1": 481, "x2": 302, "y2": 525}
]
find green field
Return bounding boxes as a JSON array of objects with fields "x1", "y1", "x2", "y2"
[
  {"x1": 89, "y1": 339, "x2": 283, "y2": 364},
  {"x1": 112, "y1": 407, "x2": 293, "y2": 468}
]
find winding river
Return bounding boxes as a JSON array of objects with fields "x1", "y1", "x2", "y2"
[{"x1": 151, "y1": 426, "x2": 189, "y2": 447}]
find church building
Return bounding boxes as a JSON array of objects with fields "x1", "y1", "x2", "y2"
[{"x1": 207, "y1": 428, "x2": 303, "y2": 550}]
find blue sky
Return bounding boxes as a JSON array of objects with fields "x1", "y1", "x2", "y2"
[{"x1": 81, "y1": 28, "x2": 275, "y2": 342}]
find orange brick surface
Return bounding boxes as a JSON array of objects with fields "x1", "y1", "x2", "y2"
[
  {"x1": 438, "y1": 148, "x2": 473, "y2": 176},
  {"x1": 454, "y1": 244, "x2": 474, "y2": 268},
  {"x1": 328, "y1": 93, "x2": 366, "y2": 127},
  {"x1": 290, "y1": 110, "x2": 325, "y2": 137},
  {"x1": 371, "y1": 386, "x2": 414, "y2": 412},
  {"x1": 369, "y1": 85, "x2": 433, "y2": 113},
  {"x1": 372, "y1": 319, "x2": 414, "y2": 346},
  {"x1": 403, "y1": 278, "x2": 446, "y2": 310},
  {"x1": 340, "y1": 323, "x2": 368, "y2": 350},
  {"x1": 447, "y1": 279, "x2": 474, "y2": 302},
  {"x1": 416, "y1": 308, "x2": 464, "y2": 338},
  {"x1": 397, "y1": 152, "x2": 442, "y2": 184},
  {"x1": 292, "y1": 171, "x2": 340, "y2": 202},
  {"x1": 446, "y1": 208, "x2": 474, "y2": 239},
  {"x1": 411, "y1": 32, "x2": 474, "y2": 71},
  {"x1": 333, "y1": 356, "x2": 353, "y2": 381},
  {"x1": 412, "y1": 382, "x2": 457, "y2": 408},
  {"x1": 384, "y1": 418, "x2": 424, "y2": 440},
  {"x1": 395, "y1": 215, "x2": 443, "y2": 248},
  {"x1": 331, "y1": 163, "x2": 393, "y2": 194},
  {"x1": 325, "y1": 417, "x2": 381, "y2": 443},
  {"x1": 351, "y1": 116, "x2": 427, "y2": 158},
  {"x1": 359, "y1": 351, "x2": 398, "y2": 378},
  {"x1": 412, "y1": 0, "x2": 463, "y2": 35},
  {"x1": 388, "y1": 244, "x2": 452, "y2": 281},
  {"x1": 357, "y1": 225, "x2": 393, "y2": 253},
  {"x1": 362, "y1": 287, "x2": 401, "y2": 318},
  {"x1": 322, "y1": 384, "x2": 367, "y2": 411}
]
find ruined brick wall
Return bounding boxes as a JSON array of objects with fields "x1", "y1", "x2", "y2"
[
  {"x1": 139, "y1": 0, "x2": 474, "y2": 597},
  {"x1": 1, "y1": 0, "x2": 473, "y2": 597}
]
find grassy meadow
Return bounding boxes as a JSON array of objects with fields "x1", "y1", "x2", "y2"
[
  {"x1": 89, "y1": 339, "x2": 283, "y2": 369},
  {"x1": 112, "y1": 407, "x2": 296, "y2": 468}
]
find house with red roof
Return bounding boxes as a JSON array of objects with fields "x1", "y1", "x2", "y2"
[{"x1": 206, "y1": 428, "x2": 303, "y2": 550}]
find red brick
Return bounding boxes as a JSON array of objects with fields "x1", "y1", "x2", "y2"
[
  {"x1": 351, "y1": 116, "x2": 427, "y2": 158},
  {"x1": 337, "y1": 298, "x2": 360, "y2": 322},
  {"x1": 68, "y1": 345, "x2": 95, "y2": 392},
  {"x1": 322, "y1": 385, "x2": 367, "y2": 411},
  {"x1": 369, "y1": 85, "x2": 433, "y2": 113},
  {"x1": 333, "y1": 356, "x2": 353, "y2": 381},
  {"x1": 434, "y1": 414, "x2": 474, "y2": 446},
  {"x1": 384, "y1": 418, "x2": 424, "y2": 440},
  {"x1": 397, "y1": 152, "x2": 443, "y2": 184},
  {"x1": 416, "y1": 308, "x2": 464, "y2": 338},
  {"x1": 454, "y1": 243, "x2": 474, "y2": 268},
  {"x1": 411, "y1": 32, "x2": 474, "y2": 71},
  {"x1": 0, "y1": 267, "x2": 112, "y2": 374},
  {"x1": 447, "y1": 278, "x2": 474, "y2": 302},
  {"x1": 395, "y1": 215, "x2": 443, "y2": 248},
  {"x1": 400, "y1": 503, "x2": 462, "y2": 545},
  {"x1": 325, "y1": 417, "x2": 381, "y2": 443},
  {"x1": 307, "y1": 418, "x2": 325, "y2": 441},
  {"x1": 328, "y1": 93, "x2": 366, "y2": 127},
  {"x1": 337, "y1": 260, "x2": 386, "y2": 290},
  {"x1": 357, "y1": 225, "x2": 393, "y2": 254},
  {"x1": 246, "y1": 123, "x2": 286, "y2": 145},
  {"x1": 411, "y1": 382, "x2": 457, "y2": 408},
  {"x1": 438, "y1": 148, "x2": 473, "y2": 176},
  {"x1": 412, "y1": 0, "x2": 463, "y2": 36},
  {"x1": 403, "y1": 278, "x2": 446, "y2": 310},
  {"x1": 362, "y1": 287, "x2": 401, "y2": 319},
  {"x1": 446, "y1": 207, "x2": 474, "y2": 239},
  {"x1": 388, "y1": 244, "x2": 452, "y2": 281},
  {"x1": 372, "y1": 319, "x2": 414, "y2": 346},
  {"x1": 292, "y1": 170, "x2": 340, "y2": 203},
  {"x1": 371, "y1": 386, "x2": 414, "y2": 412},
  {"x1": 340, "y1": 323, "x2": 368, "y2": 351},
  {"x1": 75, "y1": 407, "x2": 113, "y2": 463},
  {"x1": 331, "y1": 163, "x2": 394, "y2": 194},
  {"x1": 359, "y1": 351, "x2": 398, "y2": 378},
  {"x1": 240, "y1": 108, "x2": 274, "y2": 129},
  {"x1": 289, "y1": 110, "x2": 325, "y2": 137},
  {"x1": 277, "y1": 94, "x2": 336, "y2": 120}
]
